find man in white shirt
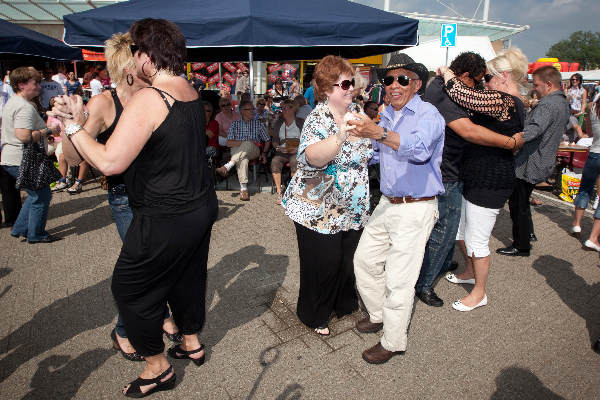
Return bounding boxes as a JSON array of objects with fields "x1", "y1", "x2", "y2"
[
  {"x1": 40, "y1": 69, "x2": 64, "y2": 111},
  {"x1": 52, "y1": 66, "x2": 68, "y2": 93},
  {"x1": 89, "y1": 72, "x2": 103, "y2": 97}
]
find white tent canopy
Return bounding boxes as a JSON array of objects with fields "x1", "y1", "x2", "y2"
[{"x1": 399, "y1": 36, "x2": 496, "y2": 71}]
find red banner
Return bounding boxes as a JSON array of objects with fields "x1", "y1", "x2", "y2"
[
  {"x1": 206, "y1": 63, "x2": 219, "y2": 73},
  {"x1": 282, "y1": 63, "x2": 296, "y2": 74},
  {"x1": 222, "y1": 62, "x2": 237, "y2": 73},
  {"x1": 193, "y1": 73, "x2": 207, "y2": 83},
  {"x1": 191, "y1": 62, "x2": 206, "y2": 71},
  {"x1": 223, "y1": 72, "x2": 236, "y2": 85},
  {"x1": 268, "y1": 63, "x2": 281, "y2": 73},
  {"x1": 236, "y1": 62, "x2": 249, "y2": 72},
  {"x1": 81, "y1": 49, "x2": 105, "y2": 61},
  {"x1": 208, "y1": 73, "x2": 221, "y2": 85}
]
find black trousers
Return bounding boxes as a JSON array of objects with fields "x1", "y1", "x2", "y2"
[
  {"x1": 508, "y1": 178, "x2": 535, "y2": 251},
  {"x1": 294, "y1": 222, "x2": 361, "y2": 329},
  {"x1": 0, "y1": 167, "x2": 21, "y2": 224},
  {"x1": 111, "y1": 199, "x2": 217, "y2": 356}
]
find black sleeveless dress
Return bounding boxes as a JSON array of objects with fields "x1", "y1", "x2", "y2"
[
  {"x1": 96, "y1": 89, "x2": 125, "y2": 189},
  {"x1": 111, "y1": 87, "x2": 218, "y2": 357}
]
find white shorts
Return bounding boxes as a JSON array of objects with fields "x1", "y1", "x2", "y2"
[{"x1": 456, "y1": 197, "x2": 500, "y2": 258}]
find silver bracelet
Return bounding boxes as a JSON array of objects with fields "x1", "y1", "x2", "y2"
[{"x1": 64, "y1": 123, "x2": 82, "y2": 138}]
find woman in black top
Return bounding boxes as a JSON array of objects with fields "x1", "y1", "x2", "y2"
[
  {"x1": 53, "y1": 19, "x2": 217, "y2": 397},
  {"x1": 440, "y1": 48, "x2": 528, "y2": 312}
]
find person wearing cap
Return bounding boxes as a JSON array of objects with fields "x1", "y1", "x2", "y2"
[{"x1": 349, "y1": 54, "x2": 445, "y2": 364}]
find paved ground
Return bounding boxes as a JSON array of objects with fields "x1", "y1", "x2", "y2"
[{"x1": 0, "y1": 180, "x2": 598, "y2": 400}]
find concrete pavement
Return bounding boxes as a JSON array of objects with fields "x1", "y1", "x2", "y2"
[{"x1": 0, "y1": 182, "x2": 598, "y2": 399}]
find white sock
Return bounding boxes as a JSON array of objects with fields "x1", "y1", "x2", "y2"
[
  {"x1": 240, "y1": 183, "x2": 248, "y2": 191},
  {"x1": 224, "y1": 161, "x2": 235, "y2": 171}
]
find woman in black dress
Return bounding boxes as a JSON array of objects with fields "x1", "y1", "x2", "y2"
[
  {"x1": 53, "y1": 19, "x2": 217, "y2": 397},
  {"x1": 439, "y1": 48, "x2": 528, "y2": 312}
]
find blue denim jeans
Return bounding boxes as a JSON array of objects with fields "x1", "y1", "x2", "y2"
[
  {"x1": 107, "y1": 185, "x2": 170, "y2": 338},
  {"x1": 3, "y1": 165, "x2": 52, "y2": 242},
  {"x1": 415, "y1": 181, "x2": 463, "y2": 293},
  {"x1": 574, "y1": 152, "x2": 600, "y2": 219}
]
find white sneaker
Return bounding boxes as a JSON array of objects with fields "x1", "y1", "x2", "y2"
[
  {"x1": 452, "y1": 295, "x2": 488, "y2": 312},
  {"x1": 445, "y1": 272, "x2": 475, "y2": 285},
  {"x1": 584, "y1": 240, "x2": 600, "y2": 252},
  {"x1": 593, "y1": 195, "x2": 599, "y2": 210},
  {"x1": 570, "y1": 225, "x2": 582, "y2": 238},
  {"x1": 52, "y1": 181, "x2": 68, "y2": 191}
]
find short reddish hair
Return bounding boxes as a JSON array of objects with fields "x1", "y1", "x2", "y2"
[{"x1": 313, "y1": 55, "x2": 355, "y2": 102}]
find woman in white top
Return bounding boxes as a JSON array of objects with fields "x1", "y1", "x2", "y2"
[
  {"x1": 270, "y1": 98, "x2": 304, "y2": 203},
  {"x1": 566, "y1": 73, "x2": 587, "y2": 115},
  {"x1": 571, "y1": 97, "x2": 600, "y2": 251}
]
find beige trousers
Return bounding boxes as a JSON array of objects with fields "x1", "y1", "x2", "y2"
[
  {"x1": 230, "y1": 141, "x2": 260, "y2": 184},
  {"x1": 354, "y1": 196, "x2": 438, "y2": 352}
]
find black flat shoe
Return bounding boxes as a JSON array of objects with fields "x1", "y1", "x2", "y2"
[
  {"x1": 593, "y1": 337, "x2": 600, "y2": 355},
  {"x1": 123, "y1": 365, "x2": 175, "y2": 398},
  {"x1": 416, "y1": 288, "x2": 444, "y2": 307},
  {"x1": 111, "y1": 329, "x2": 144, "y2": 362},
  {"x1": 163, "y1": 329, "x2": 183, "y2": 343},
  {"x1": 28, "y1": 234, "x2": 62, "y2": 244},
  {"x1": 447, "y1": 260, "x2": 459, "y2": 271},
  {"x1": 167, "y1": 344, "x2": 205, "y2": 366},
  {"x1": 496, "y1": 246, "x2": 530, "y2": 257}
]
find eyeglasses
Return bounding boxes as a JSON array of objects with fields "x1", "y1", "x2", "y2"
[
  {"x1": 332, "y1": 79, "x2": 355, "y2": 90},
  {"x1": 382, "y1": 75, "x2": 416, "y2": 87},
  {"x1": 241, "y1": 108, "x2": 254, "y2": 111},
  {"x1": 129, "y1": 44, "x2": 139, "y2": 55},
  {"x1": 570, "y1": 78, "x2": 580, "y2": 82}
]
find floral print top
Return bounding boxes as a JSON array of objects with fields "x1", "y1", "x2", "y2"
[{"x1": 282, "y1": 102, "x2": 373, "y2": 234}]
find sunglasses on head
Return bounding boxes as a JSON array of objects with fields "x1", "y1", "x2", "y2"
[
  {"x1": 130, "y1": 44, "x2": 139, "y2": 55},
  {"x1": 382, "y1": 75, "x2": 416, "y2": 87},
  {"x1": 483, "y1": 74, "x2": 494, "y2": 83},
  {"x1": 332, "y1": 78, "x2": 355, "y2": 90}
]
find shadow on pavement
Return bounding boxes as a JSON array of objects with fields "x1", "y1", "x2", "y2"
[
  {"x1": 490, "y1": 366, "x2": 565, "y2": 399},
  {"x1": 0, "y1": 279, "x2": 116, "y2": 383},
  {"x1": 532, "y1": 255, "x2": 600, "y2": 346},
  {"x1": 217, "y1": 199, "x2": 243, "y2": 221},
  {"x1": 0, "y1": 267, "x2": 12, "y2": 300},
  {"x1": 532, "y1": 204, "x2": 574, "y2": 236},
  {"x1": 203, "y1": 245, "x2": 288, "y2": 361},
  {"x1": 47, "y1": 194, "x2": 107, "y2": 221},
  {"x1": 47, "y1": 205, "x2": 113, "y2": 238},
  {"x1": 21, "y1": 349, "x2": 113, "y2": 400}
]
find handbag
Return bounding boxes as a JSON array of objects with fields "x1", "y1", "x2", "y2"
[{"x1": 16, "y1": 141, "x2": 62, "y2": 190}]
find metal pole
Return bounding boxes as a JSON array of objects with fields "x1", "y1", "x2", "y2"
[
  {"x1": 482, "y1": 0, "x2": 490, "y2": 23},
  {"x1": 249, "y1": 49, "x2": 254, "y2": 99},
  {"x1": 384, "y1": 0, "x2": 390, "y2": 11},
  {"x1": 218, "y1": 63, "x2": 222, "y2": 91},
  {"x1": 445, "y1": 47, "x2": 449, "y2": 66}
]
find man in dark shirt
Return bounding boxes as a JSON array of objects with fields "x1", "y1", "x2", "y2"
[{"x1": 415, "y1": 52, "x2": 524, "y2": 307}]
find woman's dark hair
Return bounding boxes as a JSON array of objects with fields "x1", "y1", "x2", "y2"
[
  {"x1": 449, "y1": 52, "x2": 487, "y2": 80},
  {"x1": 363, "y1": 100, "x2": 378, "y2": 111},
  {"x1": 130, "y1": 18, "x2": 186, "y2": 75},
  {"x1": 568, "y1": 73, "x2": 583, "y2": 89}
]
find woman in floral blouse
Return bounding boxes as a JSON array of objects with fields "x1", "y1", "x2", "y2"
[{"x1": 282, "y1": 55, "x2": 373, "y2": 335}]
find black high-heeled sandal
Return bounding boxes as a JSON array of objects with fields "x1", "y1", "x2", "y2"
[
  {"x1": 167, "y1": 344, "x2": 205, "y2": 366},
  {"x1": 163, "y1": 329, "x2": 183, "y2": 343},
  {"x1": 122, "y1": 365, "x2": 176, "y2": 398},
  {"x1": 110, "y1": 329, "x2": 144, "y2": 362}
]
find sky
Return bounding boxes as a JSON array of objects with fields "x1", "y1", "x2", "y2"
[{"x1": 354, "y1": 0, "x2": 599, "y2": 62}]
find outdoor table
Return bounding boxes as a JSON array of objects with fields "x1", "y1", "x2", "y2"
[
  {"x1": 558, "y1": 144, "x2": 589, "y2": 169},
  {"x1": 553, "y1": 144, "x2": 590, "y2": 193}
]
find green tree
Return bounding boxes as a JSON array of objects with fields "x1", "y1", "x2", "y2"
[{"x1": 546, "y1": 31, "x2": 600, "y2": 70}]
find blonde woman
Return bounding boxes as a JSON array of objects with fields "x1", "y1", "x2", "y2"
[{"x1": 440, "y1": 48, "x2": 528, "y2": 311}]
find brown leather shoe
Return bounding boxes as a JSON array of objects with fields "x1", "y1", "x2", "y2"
[
  {"x1": 240, "y1": 190, "x2": 250, "y2": 201},
  {"x1": 356, "y1": 317, "x2": 383, "y2": 333},
  {"x1": 362, "y1": 342, "x2": 404, "y2": 364},
  {"x1": 216, "y1": 166, "x2": 228, "y2": 177}
]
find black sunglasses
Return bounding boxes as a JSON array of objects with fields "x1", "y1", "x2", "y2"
[
  {"x1": 483, "y1": 74, "x2": 494, "y2": 83},
  {"x1": 332, "y1": 78, "x2": 355, "y2": 90},
  {"x1": 130, "y1": 44, "x2": 139, "y2": 55},
  {"x1": 383, "y1": 75, "x2": 416, "y2": 87}
]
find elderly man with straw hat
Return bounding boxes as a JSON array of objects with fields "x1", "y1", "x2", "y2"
[{"x1": 348, "y1": 54, "x2": 445, "y2": 364}]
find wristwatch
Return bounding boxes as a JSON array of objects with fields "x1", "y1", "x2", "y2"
[
  {"x1": 64, "y1": 123, "x2": 82, "y2": 138},
  {"x1": 378, "y1": 127, "x2": 388, "y2": 142}
]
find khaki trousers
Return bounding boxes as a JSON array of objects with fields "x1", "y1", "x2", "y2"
[
  {"x1": 230, "y1": 141, "x2": 260, "y2": 185},
  {"x1": 354, "y1": 196, "x2": 438, "y2": 352}
]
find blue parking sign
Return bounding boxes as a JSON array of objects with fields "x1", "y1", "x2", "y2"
[{"x1": 441, "y1": 23, "x2": 457, "y2": 47}]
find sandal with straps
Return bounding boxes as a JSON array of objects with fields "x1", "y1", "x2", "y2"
[
  {"x1": 110, "y1": 329, "x2": 144, "y2": 362},
  {"x1": 163, "y1": 329, "x2": 183, "y2": 343},
  {"x1": 122, "y1": 365, "x2": 176, "y2": 398},
  {"x1": 167, "y1": 344, "x2": 205, "y2": 366}
]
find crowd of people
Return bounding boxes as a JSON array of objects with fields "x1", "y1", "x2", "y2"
[{"x1": 0, "y1": 16, "x2": 599, "y2": 397}]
